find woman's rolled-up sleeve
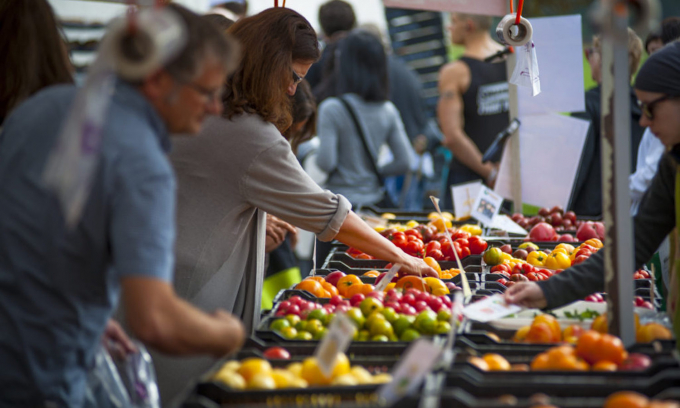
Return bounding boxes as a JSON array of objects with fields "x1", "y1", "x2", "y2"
[{"x1": 241, "y1": 138, "x2": 351, "y2": 242}]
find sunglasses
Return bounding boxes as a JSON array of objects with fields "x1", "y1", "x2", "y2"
[
  {"x1": 638, "y1": 95, "x2": 679, "y2": 120},
  {"x1": 292, "y1": 69, "x2": 303, "y2": 85}
]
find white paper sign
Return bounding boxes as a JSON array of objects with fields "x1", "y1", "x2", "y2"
[
  {"x1": 377, "y1": 338, "x2": 442, "y2": 405},
  {"x1": 489, "y1": 214, "x2": 528, "y2": 235},
  {"x1": 517, "y1": 15, "x2": 585, "y2": 115},
  {"x1": 375, "y1": 264, "x2": 401, "y2": 292},
  {"x1": 381, "y1": 0, "x2": 506, "y2": 16},
  {"x1": 494, "y1": 113, "x2": 590, "y2": 210},
  {"x1": 470, "y1": 186, "x2": 504, "y2": 226},
  {"x1": 463, "y1": 294, "x2": 523, "y2": 323},
  {"x1": 451, "y1": 181, "x2": 482, "y2": 220},
  {"x1": 314, "y1": 313, "x2": 355, "y2": 377}
]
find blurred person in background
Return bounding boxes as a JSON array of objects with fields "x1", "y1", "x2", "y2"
[
  {"x1": 0, "y1": 0, "x2": 73, "y2": 127},
  {"x1": 570, "y1": 29, "x2": 644, "y2": 217},
  {"x1": 438, "y1": 13, "x2": 509, "y2": 210},
  {"x1": 307, "y1": 0, "x2": 356, "y2": 94},
  {"x1": 161, "y1": 8, "x2": 436, "y2": 403},
  {"x1": 0, "y1": 5, "x2": 244, "y2": 406},
  {"x1": 208, "y1": 0, "x2": 248, "y2": 23},
  {"x1": 505, "y1": 43, "x2": 680, "y2": 345}
]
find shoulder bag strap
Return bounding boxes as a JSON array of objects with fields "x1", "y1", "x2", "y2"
[{"x1": 338, "y1": 96, "x2": 384, "y2": 185}]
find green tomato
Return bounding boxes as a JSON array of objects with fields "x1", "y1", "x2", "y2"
[
  {"x1": 285, "y1": 314, "x2": 301, "y2": 327},
  {"x1": 379, "y1": 307, "x2": 399, "y2": 323},
  {"x1": 482, "y1": 247, "x2": 503, "y2": 266},
  {"x1": 400, "y1": 329, "x2": 421, "y2": 342},
  {"x1": 414, "y1": 310, "x2": 437, "y2": 335},
  {"x1": 295, "y1": 331, "x2": 313, "y2": 341},
  {"x1": 357, "y1": 330, "x2": 371, "y2": 341},
  {"x1": 279, "y1": 327, "x2": 298, "y2": 340},
  {"x1": 345, "y1": 307, "x2": 366, "y2": 329},
  {"x1": 269, "y1": 318, "x2": 290, "y2": 332},
  {"x1": 313, "y1": 327, "x2": 328, "y2": 340},
  {"x1": 392, "y1": 316, "x2": 414, "y2": 337},
  {"x1": 307, "y1": 309, "x2": 327, "y2": 322},
  {"x1": 295, "y1": 321, "x2": 308, "y2": 332},
  {"x1": 434, "y1": 321, "x2": 452, "y2": 335},
  {"x1": 437, "y1": 309, "x2": 452, "y2": 322},
  {"x1": 369, "y1": 319, "x2": 394, "y2": 338},
  {"x1": 365, "y1": 311, "x2": 386, "y2": 329},
  {"x1": 371, "y1": 334, "x2": 389, "y2": 342},
  {"x1": 305, "y1": 319, "x2": 324, "y2": 335}
]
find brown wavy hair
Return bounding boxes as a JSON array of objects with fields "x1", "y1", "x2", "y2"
[
  {"x1": 224, "y1": 8, "x2": 320, "y2": 132},
  {"x1": 284, "y1": 79, "x2": 316, "y2": 153}
]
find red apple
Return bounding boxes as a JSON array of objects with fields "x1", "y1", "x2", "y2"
[
  {"x1": 529, "y1": 222, "x2": 557, "y2": 241},
  {"x1": 324, "y1": 271, "x2": 346, "y2": 287}
]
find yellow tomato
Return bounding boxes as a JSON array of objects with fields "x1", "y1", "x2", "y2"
[
  {"x1": 424, "y1": 277, "x2": 449, "y2": 295},
  {"x1": 424, "y1": 257, "x2": 442, "y2": 274},
  {"x1": 381, "y1": 213, "x2": 396, "y2": 220},
  {"x1": 527, "y1": 251, "x2": 548, "y2": 267},
  {"x1": 374, "y1": 226, "x2": 386, "y2": 233},
  {"x1": 460, "y1": 224, "x2": 483, "y2": 236},
  {"x1": 382, "y1": 282, "x2": 396, "y2": 292},
  {"x1": 555, "y1": 243, "x2": 575, "y2": 254},
  {"x1": 500, "y1": 253, "x2": 513, "y2": 263},
  {"x1": 545, "y1": 252, "x2": 571, "y2": 270},
  {"x1": 430, "y1": 218, "x2": 452, "y2": 232},
  {"x1": 238, "y1": 358, "x2": 272, "y2": 383},
  {"x1": 584, "y1": 238, "x2": 603, "y2": 249},
  {"x1": 301, "y1": 354, "x2": 350, "y2": 385},
  {"x1": 405, "y1": 220, "x2": 419, "y2": 228}
]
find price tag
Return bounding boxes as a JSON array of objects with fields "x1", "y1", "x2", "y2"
[
  {"x1": 470, "y1": 186, "x2": 504, "y2": 226},
  {"x1": 463, "y1": 294, "x2": 523, "y2": 323},
  {"x1": 450, "y1": 181, "x2": 482, "y2": 220},
  {"x1": 314, "y1": 313, "x2": 355, "y2": 377},
  {"x1": 430, "y1": 196, "x2": 471, "y2": 299},
  {"x1": 374, "y1": 264, "x2": 401, "y2": 292},
  {"x1": 377, "y1": 338, "x2": 442, "y2": 406}
]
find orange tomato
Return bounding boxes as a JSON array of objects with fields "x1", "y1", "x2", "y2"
[
  {"x1": 482, "y1": 353, "x2": 511, "y2": 371},
  {"x1": 597, "y1": 334, "x2": 627, "y2": 365},
  {"x1": 362, "y1": 270, "x2": 380, "y2": 278},
  {"x1": 345, "y1": 283, "x2": 367, "y2": 298},
  {"x1": 525, "y1": 322, "x2": 556, "y2": 344},
  {"x1": 636, "y1": 323, "x2": 673, "y2": 343},
  {"x1": 584, "y1": 238, "x2": 603, "y2": 249},
  {"x1": 591, "y1": 314, "x2": 608, "y2": 334},
  {"x1": 394, "y1": 276, "x2": 428, "y2": 292},
  {"x1": 359, "y1": 284, "x2": 375, "y2": 295},
  {"x1": 295, "y1": 279, "x2": 325, "y2": 297},
  {"x1": 533, "y1": 314, "x2": 561, "y2": 342},
  {"x1": 337, "y1": 275, "x2": 362, "y2": 297},
  {"x1": 321, "y1": 282, "x2": 338, "y2": 297},
  {"x1": 592, "y1": 361, "x2": 618, "y2": 371},
  {"x1": 530, "y1": 353, "x2": 550, "y2": 370},
  {"x1": 647, "y1": 401, "x2": 680, "y2": 408},
  {"x1": 603, "y1": 391, "x2": 649, "y2": 408},
  {"x1": 306, "y1": 276, "x2": 326, "y2": 283},
  {"x1": 513, "y1": 326, "x2": 531, "y2": 342},
  {"x1": 562, "y1": 324, "x2": 585, "y2": 340},
  {"x1": 467, "y1": 357, "x2": 490, "y2": 371},
  {"x1": 423, "y1": 257, "x2": 442, "y2": 274},
  {"x1": 575, "y1": 330, "x2": 601, "y2": 365}
]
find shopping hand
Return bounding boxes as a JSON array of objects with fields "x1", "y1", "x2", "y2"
[
  {"x1": 399, "y1": 255, "x2": 439, "y2": 278},
  {"x1": 504, "y1": 282, "x2": 548, "y2": 309},
  {"x1": 265, "y1": 215, "x2": 297, "y2": 252},
  {"x1": 102, "y1": 319, "x2": 137, "y2": 360}
]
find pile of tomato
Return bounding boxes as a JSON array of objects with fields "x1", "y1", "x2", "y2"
[{"x1": 490, "y1": 262, "x2": 562, "y2": 286}]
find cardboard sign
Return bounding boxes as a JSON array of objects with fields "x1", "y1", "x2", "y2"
[
  {"x1": 470, "y1": 186, "x2": 504, "y2": 226},
  {"x1": 314, "y1": 313, "x2": 355, "y2": 377},
  {"x1": 382, "y1": 0, "x2": 506, "y2": 17},
  {"x1": 451, "y1": 181, "x2": 482, "y2": 220},
  {"x1": 463, "y1": 294, "x2": 523, "y2": 323},
  {"x1": 377, "y1": 338, "x2": 442, "y2": 405}
]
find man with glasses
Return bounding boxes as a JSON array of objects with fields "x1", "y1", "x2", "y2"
[
  {"x1": 505, "y1": 43, "x2": 680, "y2": 345},
  {"x1": 0, "y1": 5, "x2": 244, "y2": 407}
]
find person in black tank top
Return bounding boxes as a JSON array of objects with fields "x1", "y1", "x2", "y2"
[{"x1": 438, "y1": 13, "x2": 509, "y2": 210}]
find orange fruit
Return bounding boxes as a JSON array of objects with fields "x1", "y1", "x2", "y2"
[
  {"x1": 597, "y1": 334, "x2": 627, "y2": 365},
  {"x1": 359, "y1": 284, "x2": 375, "y2": 295},
  {"x1": 563, "y1": 324, "x2": 585, "y2": 339},
  {"x1": 603, "y1": 391, "x2": 649, "y2": 408},
  {"x1": 514, "y1": 325, "x2": 531, "y2": 342},
  {"x1": 533, "y1": 315, "x2": 561, "y2": 341},
  {"x1": 530, "y1": 353, "x2": 550, "y2": 370},
  {"x1": 337, "y1": 275, "x2": 362, "y2": 297},
  {"x1": 429, "y1": 218, "x2": 452, "y2": 232},
  {"x1": 526, "y1": 322, "x2": 557, "y2": 344},
  {"x1": 546, "y1": 346, "x2": 583, "y2": 370},
  {"x1": 345, "y1": 283, "x2": 366, "y2": 298},
  {"x1": 592, "y1": 361, "x2": 618, "y2": 371},
  {"x1": 363, "y1": 270, "x2": 380, "y2": 278},
  {"x1": 636, "y1": 323, "x2": 672, "y2": 343},
  {"x1": 511, "y1": 364, "x2": 530, "y2": 371},
  {"x1": 468, "y1": 357, "x2": 489, "y2": 371},
  {"x1": 295, "y1": 279, "x2": 325, "y2": 297},
  {"x1": 423, "y1": 257, "x2": 442, "y2": 274},
  {"x1": 575, "y1": 330, "x2": 602, "y2": 365},
  {"x1": 395, "y1": 276, "x2": 428, "y2": 292},
  {"x1": 591, "y1": 314, "x2": 608, "y2": 334},
  {"x1": 306, "y1": 276, "x2": 326, "y2": 283},
  {"x1": 482, "y1": 353, "x2": 511, "y2": 371},
  {"x1": 321, "y1": 282, "x2": 339, "y2": 297}
]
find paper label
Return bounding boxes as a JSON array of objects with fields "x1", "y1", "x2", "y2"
[
  {"x1": 463, "y1": 294, "x2": 523, "y2": 323},
  {"x1": 377, "y1": 338, "x2": 442, "y2": 405},
  {"x1": 489, "y1": 214, "x2": 528, "y2": 235},
  {"x1": 470, "y1": 186, "x2": 504, "y2": 226},
  {"x1": 451, "y1": 181, "x2": 482, "y2": 220},
  {"x1": 375, "y1": 264, "x2": 401, "y2": 292},
  {"x1": 314, "y1": 313, "x2": 355, "y2": 377}
]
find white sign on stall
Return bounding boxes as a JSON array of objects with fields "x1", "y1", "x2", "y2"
[
  {"x1": 451, "y1": 181, "x2": 482, "y2": 219},
  {"x1": 495, "y1": 113, "x2": 590, "y2": 210},
  {"x1": 470, "y1": 186, "x2": 504, "y2": 226},
  {"x1": 382, "y1": 0, "x2": 506, "y2": 16},
  {"x1": 517, "y1": 15, "x2": 586, "y2": 115}
]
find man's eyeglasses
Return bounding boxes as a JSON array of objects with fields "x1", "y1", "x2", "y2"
[
  {"x1": 292, "y1": 70, "x2": 303, "y2": 85},
  {"x1": 638, "y1": 95, "x2": 678, "y2": 120},
  {"x1": 185, "y1": 82, "x2": 224, "y2": 103}
]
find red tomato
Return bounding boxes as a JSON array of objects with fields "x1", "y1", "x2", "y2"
[
  {"x1": 451, "y1": 230, "x2": 471, "y2": 240},
  {"x1": 497, "y1": 278, "x2": 509, "y2": 286},
  {"x1": 460, "y1": 246, "x2": 471, "y2": 258},
  {"x1": 536, "y1": 272, "x2": 549, "y2": 280},
  {"x1": 538, "y1": 268, "x2": 553, "y2": 277},
  {"x1": 356, "y1": 253, "x2": 373, "y2": 260},
  {"x1": 491, "y1": 264, "x2": 511, "y2": 274},
  {"x1": 572, "y1": 255, "x2": 589, "y2": 265},
  {"x1": 406, "y1": 240, "x2": 424, "y2": 256},
  {"x1": 511, "y1": 265, "x2": 524, "y2": 275},
  {"x1": 391, "y1": 236, "x2": 408, "y2": 250},
  {"x1": 404, "y1": 229, "x2": 423, "y2": 241},
  {"x1": 428, "y1": 249, "x2": 444, "y2": 260},
  {"x1": 454, "y1": 238, "x2": 469, "y2": 248},
  {"x1": 526, "y1": 272, "x2": 540, "y2": 282},
  {"x1": 469, "y1": 238, "x2": 488, "y2": 255},
  {"x1": 263, "y1": 347, "x2": 291, "y2": 359},
  {"x1": 425, "y1": 241, "x2": 441, "y2": 253},
  {"x1": 521, "y1": 263, "x2": 535, "y2": 274},
  {"x1": 440, "y1": 241, "x2": 454, "y2": 258}
]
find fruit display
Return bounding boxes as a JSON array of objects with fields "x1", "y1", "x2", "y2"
[
  {"x1": 269, "y1": 289, "x2": 455, "y2": 342},
  {"x1": 211, "y1": 352, "x2": 392, "y2": 390},
  {"x1": 604, "y1": 391, "x2": 680, "y2": 408}
]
